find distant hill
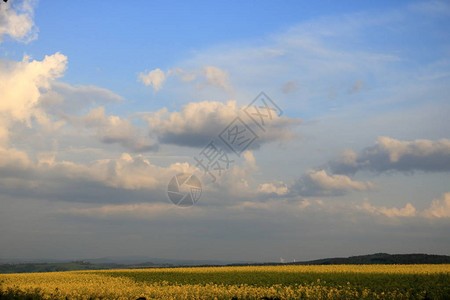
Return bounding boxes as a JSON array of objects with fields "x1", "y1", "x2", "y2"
[
  {"x1": 0, "y1": 261, "x2": 117, "y2": 274},
  {"x1": 85, "y1": 256, "x2": 244, "y2": 266},
  {"x1": 289, "y1": 253, "x2": 450, "y2": 265},
  {"x1": 226, "y1": 253, "x2": 450, "y2": 266},
  {"x1": 1, "y1": 253, "x2": 449, "y2": 273}
]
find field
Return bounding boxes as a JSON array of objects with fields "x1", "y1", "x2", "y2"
[{"x1": 0, "y1": 265, "x2": 449, "y2": 299}]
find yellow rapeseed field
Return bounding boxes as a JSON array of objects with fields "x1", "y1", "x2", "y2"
[{"x1": 1, "y1": 264, "x2": 449, "y2": 299}]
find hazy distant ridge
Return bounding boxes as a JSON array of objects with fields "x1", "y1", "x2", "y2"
[
  {"x1": 290, "y1": 253, "x2": 450, "y2": 265},
  {"x1": 1, "y1": 253, "x2": 449, "y2": 273}
]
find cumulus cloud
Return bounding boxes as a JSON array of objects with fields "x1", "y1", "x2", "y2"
[
  {"x1": 0, "y1": 146, "x2": 194, "y2": 202},
  {"x1": 0, "y1": 53, "x2": 67, "y2": 123},
  {"x1": 201, "y1": 66, "x2": 231, "y2": 91},
  {"x1": 39, "y1": 82, "x2": 123, "y2": 115},
  {"x1": 146, "y1": 100, "x2": 237, "y2": 147},
  {"x1": 330, "y1": 137, "x2": 450, "y2": 174},
  {"x1": 356, "y1": 201, "x2": 417, "y2": 218},
  {"x1": 145, "y1": 100, "x2": 301, "y2": 148},
  {"x1": 69, "y1": 106, "x2": 158, "y2": 152},
  {"x1": 258, "y1": 181, "x2": 289, "y2": 196},
  {"x1": 0, "y1": 53, "x2": 67, "y2": 144},
  {"x1": 138, "y1": 68, "x2": 166, "y2": 91},
  {"x1": 0, "y1": 53, "x2": 141, "y2": 157},
  {"x1": 0, "y1": 146, "x2": 32, "y2": 176},
  {"x1": 139, "y1": 66, "x2": 232, "y2": 91},
  {"x1": 0, "y1": 0, "x2": 37, "y2": 43},
  {"x1": 422, "y1": 192, "x2": 450, "y2": 219},
  {"x1": 212, "y1": 150, "x2": 259, "y2": 197},
  {"x1": 294, "y1": 169, "x2": 374, "y2": 197},
  {"x1": 354, "y1": 193, "x2": 450, "y2": 220},
  {"x1": 84, "y1": 153, "x2": 189, "y2": 190},
  {"x1": 0, "y1": 142, "x2": 273, "y2": 206}
]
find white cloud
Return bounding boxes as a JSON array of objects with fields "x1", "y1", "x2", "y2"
[
  {"x1": 201, "y1": 66, "x2": 231, "y2": 91},
  {"x1": 213, "y1": 150, "x2": 259, "y2": 197},
  {"x1": 356, "y1": 201, "x2": 417, "y2": 218},
  {"x1": 145, "y1": 100, "x2": 301, "y2": 148},
  {"x1": 0, "y1": 0, "x2": 37, "y2": 43},
  {"x1": 330, "y1": 137, "x2": 450, "y2": 174},
  {"x1": 422, "y1": 192, "x2": 450, "y2": 219},
  {"x1": 69, "y1": 106, "x2": 158, "y2": 152},
  {"x1": 0, "y1": 54, "x2": 137, "y2": 159},
  {"x1": 146, "y1": 100, "x2": 237, "y2": 146},
  {"x1": 140, "y1": 65, "x2": 232, "y2": 92},
  {"x1": 0, "y1": 145, "x2": 32, "y2": 172},
  {"x1": 138, "y1": 68, "x2": 166, "y2": 91},
  {"x1": 355, "y1": 193, "x2": 450, "y2": 220},
  {"x1": 0, "y1": 145, "x2": 194, "y2": 195},
  {"x1": 86, "y1": 153, "x2": 188, "y2": 190},
  {"x1": 0, "y1": 53, "x2": 67, "y2": 145},
  {"x1": 39, "y1": 82, "x2": 123, "y2": 115},
  {"x1": 258, "y1": 181, "x2": 289, "y2": 196},
  {"x1": 0, "y1": 53, "x2": 67, "y2": 122},
  {"x1": 0, "y1": 141, "x2": 273, "y2": 206},
  {"x1": 294, "y1": 169, "x2": 374, "y2": 196}
]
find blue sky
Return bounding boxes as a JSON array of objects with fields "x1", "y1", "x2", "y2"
[
  {"x1": 6, "y1": 0, "x2": 443, "y2": 111},
  {"x1": 0, "y1": 0, "x2": 449, "y2": 262}
]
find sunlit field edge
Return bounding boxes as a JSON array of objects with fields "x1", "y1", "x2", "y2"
[{"x1": 1, "y1": 264, "x2": 449, "y2": 299}]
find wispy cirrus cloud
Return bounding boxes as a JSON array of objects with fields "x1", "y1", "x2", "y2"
[{"x1": 409, "y1": 1, "x2": 450, "y2": 16}]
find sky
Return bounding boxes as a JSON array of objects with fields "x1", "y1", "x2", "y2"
[{"x1": 0, "y1": 0, "x2": 449, "y2": 262}]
